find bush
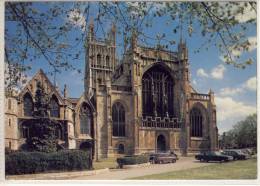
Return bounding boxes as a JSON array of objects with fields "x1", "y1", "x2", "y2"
[
  {"x1": 116, "y1": 155, "x2": 149, "y2": 168},
  {"x1": 5, "y1": 150, "x2": 92, "y2": 175}
]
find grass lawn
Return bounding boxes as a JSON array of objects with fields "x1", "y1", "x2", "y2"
[
  {"x1": 131, "y1": 158, "x2": 257, "y2": 180},
  {"x1": 93, "y1": 157, "x2": 118, "y2": 170}
]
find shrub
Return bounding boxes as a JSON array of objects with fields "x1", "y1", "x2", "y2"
[
  {"x1": 116, "y1": 155, "x2": 149, "y2": 168},
  {"x1": 5, "y1": 150, "x2": 92, "y2": 175}
]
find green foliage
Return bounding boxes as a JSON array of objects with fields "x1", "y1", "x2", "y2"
[
  {"x1": 219, "y1": 113, "x2": 257, "y2": 149},
  {"x1": 5, "y1": 2, "x2": 257, "y2": 90},
  {"x1": 116, "y1": 155, "x2": 149, "y2": 167},
  {"x1": 25, "y1": 83, "x2": 58, "y2": 153},
  {"x1": 5, "y1": 150, "x2": 92, "y2": 175},
  {"x1": 26, "y1": 118, "x2": 57, "y2": 153}
]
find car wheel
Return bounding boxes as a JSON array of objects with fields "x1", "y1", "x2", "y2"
[{"x1": 172, "y1": 159, "x2": 176, "y2": 163}]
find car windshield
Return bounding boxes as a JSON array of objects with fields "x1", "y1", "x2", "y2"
[{"x1": 214, "y1": 151, "x2": 222, "y2": 155}]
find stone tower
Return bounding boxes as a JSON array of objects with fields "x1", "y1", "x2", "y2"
[
  {"x1": 85, "y1": 20, "x2": 117, "y2": 98},
  {"x1": 5, "y1": 90, "x2": 19, "y2": 150}
]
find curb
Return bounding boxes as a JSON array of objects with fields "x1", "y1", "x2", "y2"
[
  {"x1": 122, "y1": 162, "x2": 151, "y2": 169},
  {"x1": 6, "y1": 168, "x2": 110, "y2": 180}
]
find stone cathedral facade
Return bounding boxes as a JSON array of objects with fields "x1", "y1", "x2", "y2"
[{"x1": 5, "y1": 22, "x2": 218, "y2": 158}]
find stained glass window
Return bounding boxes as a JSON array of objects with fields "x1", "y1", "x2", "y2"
[
  {"x1": 80, "y1": 103, "x2": 92, "y2": 134},
  {"x1": 23, "y1": 93, "x2": 33, "y2": 116},
  {"x1": 112, "y1": 102, "x2": 125, "y2": 137},
  {"x1": 50, "y1": 96, "x2": 60, "y2": 118},
  {"x1": 190, "y1": 108, "x2": 203, "y2": 137}
]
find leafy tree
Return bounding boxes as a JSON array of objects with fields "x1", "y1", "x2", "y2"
[
  {"x1": 26, "y1": 118, "x2": 57, "y2": 153},
  {"x1": 5, "y1": 2, "x2": 256, "y2": 90},
  {"x1": 219, "y1": 113, "x2": 257, "y2": 149},
  {"x1": 25, "y1": 82, "x2": 58, "y2": 153}
]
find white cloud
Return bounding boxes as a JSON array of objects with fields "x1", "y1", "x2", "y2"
[
  {"x1": 210, "y1": 64, "x2": 226, "y2": 79},
  {"x1": 215, "y1": 96, "x2": 256, "y2": 123},
  {"x1": 219, "y1": 87, "x2": 243, "y2": 96},
  {"x1": 243, "y1": 76, "x2": 256, "y2": 91},
  {"x1": 234, "y1": 5, "x2": 256, "y2": 23},
  {"x1": 68, "y1": 9, "x2": 86, "y2": 31},
  {"x1": 229, "y1": 36, "x2": 257, "y2": 57},
  {"x1": 192, "y1": 79, "x2": 197, "y2": 85},
  {"x1": 218, "y1": 76, "x2": 256, "y2": 96},
  {"x1": 247, "y1": 36, "x2": 257, "y2": 52},
  {"x1": 197, "y1": 68, "x2": 209, "y2": 78},
  {"x1": 217, "y1": 2, "x2": 256, "y2": 24}
]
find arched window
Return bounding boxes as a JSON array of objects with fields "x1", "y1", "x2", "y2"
[
  {"x1": 142, "y1": 65, "x2": 174, "y2": 118},
  {"x1": 80, "y1": 103, "x2": 92, "y2": 134},
  {"x1": 118, "y1": 144, "x2": 124, "y2": 154},
  {"x1": 190, "y1": 107, "x2": 203, "y2": 137},
  {"x1": 112, "y1": 102, "x2": 125, "y2": 137},
  {"x1": 97, "y1": 54, "x2": 101, "y2": 67},
  {"x1": 50, "y1": 96, "x2": 60, "y2": 118},
  {"x1": 22, "y1": 126, "x2": 30, "y2": 138},
  {"x1": 23, "y1": 93, "x2": 33, "y2": 116},
  {"x1": 55, "y1": 125, "x2": 62, "y2": 140},
  {"x1": 105, "y1": 55, "x2": 110, "y2": 67}
]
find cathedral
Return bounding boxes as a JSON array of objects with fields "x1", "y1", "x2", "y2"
[{"x1": 5, "y1": 22, "x2": 218, "y2": 159}]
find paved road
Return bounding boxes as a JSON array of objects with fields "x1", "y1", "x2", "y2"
[
  {"x1": 7, "y1": 157, "x2": 217, "y2": 180},
  {"x1": 66, "y1": 157, "x2": 214, "y2": 180}
]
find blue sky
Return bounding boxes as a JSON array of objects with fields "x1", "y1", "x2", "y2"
[{"x1": 6, "y1": 2, "x2": 257, "y2": 134}]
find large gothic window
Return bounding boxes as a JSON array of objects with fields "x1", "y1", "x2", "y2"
[
  {"x1": 112, "y1": 102, "x2": 125, "y2": 137},
  {"x1": 80, "y1": 103, "x2": 92, "y2": 134},
  {"x1": 23, "y1": 93, "x2": 33, "y2": 117},
  {"x1": 190, "y1": 108, "x2": 203, "y2": 137},
  {"x1": 50, "y1": 96, "x2": 60, "y2": 118},
  {"x1": 142, "y1": 65, "x2": 174, "y2": 118}
]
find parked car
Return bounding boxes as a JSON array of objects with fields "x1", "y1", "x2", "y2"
[
  {"x1": 153, "y1": 153, "x2": 177, "y2": 164},
  {"x1": 146, "y1": 151, "x2": 178, "y2": 164},
  {"x1": 195, "y1": 151, "x2": 233, "y2": 162},
  {"x1": 221, "y1": 150, "x2": 249, "y2": 160},
  {"x1": 240, "y1": 148, "x2": 253, "y2": 156}
]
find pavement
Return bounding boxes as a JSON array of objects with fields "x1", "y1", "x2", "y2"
[{"x1": 6, "y1": 156, "x2": 216, "y2": 180}]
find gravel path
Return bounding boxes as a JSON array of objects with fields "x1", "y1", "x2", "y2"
[{"x1": 68, "y1": 157, "x2": 215, "y2": 180}]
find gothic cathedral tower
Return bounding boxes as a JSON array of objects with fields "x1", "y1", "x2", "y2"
[{"x1": 84, "y1": 19, "x2": 117, "y2": 98}]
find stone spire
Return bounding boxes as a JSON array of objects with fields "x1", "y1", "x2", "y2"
[
  {"x1": 131, "y1": 30, "x2": 137, "y2": 52},
  {"x1": 64, "y1": 84, "x2": 68, "y2": 98},
  {"x1": 110, "y1": 23, "x2": 116, "y2": 45},
  {"x1": 88, "y1": 18, "x2": 94, "y2": 41}
]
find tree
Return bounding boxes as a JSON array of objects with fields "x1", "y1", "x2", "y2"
[
  {"x1": 220, "y1": 113, "x2": 257, "y2": 149},
  {"x1": 25, "y1": 82, "x2": 58, "y2": 153},
  {"x1": 5, "y1": 2, "x2": 256, "y2": 89}
]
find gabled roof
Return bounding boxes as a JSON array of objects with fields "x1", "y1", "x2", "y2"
[{"x1": 19, "y1": 69, "x2": 65, "y2": 105}]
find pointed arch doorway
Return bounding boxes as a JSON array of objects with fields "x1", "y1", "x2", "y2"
[{"x1": 157, "y1": 134, "x2": 166, "y2": 152}]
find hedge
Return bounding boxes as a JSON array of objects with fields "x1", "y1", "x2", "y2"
[
  {"x1": 116, "y1": 155, "x2": 149, "y2": 168},
  {"x1": 5, "y1": 150, "x2": 92, "y2": 175}
]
